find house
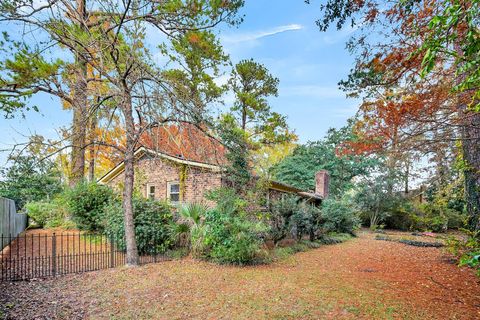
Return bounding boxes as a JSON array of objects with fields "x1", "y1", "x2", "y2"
[{"x1": 98, "y1": 124, "x2": 328, "y2": 206}]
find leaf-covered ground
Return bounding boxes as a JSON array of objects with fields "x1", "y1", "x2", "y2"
[{"x1": 1, "y1": 230, "x2": 479, "y2": 319}]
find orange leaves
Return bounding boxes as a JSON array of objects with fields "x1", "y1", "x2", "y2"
[{"x1": 187, "y1": 32, "x2": 201, "y2": 45}]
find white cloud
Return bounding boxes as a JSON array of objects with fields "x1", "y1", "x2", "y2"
[{"x1": 221, "y1": 24, "x2": 303, "y2": 44}]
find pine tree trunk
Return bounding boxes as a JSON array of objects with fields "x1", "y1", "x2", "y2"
[
  {"x1": 122, "y1": 93, "x2": 139, "y2": 266},
  {"x1": 88, "y1": 114, "x2": 97, "y2": 182},
  {"x1": 69, "y1": 0, "x2": 88, "y2": 187}
]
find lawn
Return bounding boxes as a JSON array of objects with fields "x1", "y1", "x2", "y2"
[{"x1": 1, "y1": 230, "x2": 479, "y2": 320}]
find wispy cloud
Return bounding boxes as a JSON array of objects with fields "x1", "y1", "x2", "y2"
[{"x1": 222, "y1": 24, "x2": 303, "y2": 44}]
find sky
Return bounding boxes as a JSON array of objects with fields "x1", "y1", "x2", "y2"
[{"x1": 0, "y1": 0, "x2": 360, "y2": 166}]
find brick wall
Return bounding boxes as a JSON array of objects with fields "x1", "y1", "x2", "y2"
[{"x1": 107, "y1": 155, "x2": 222, "y2": 206}]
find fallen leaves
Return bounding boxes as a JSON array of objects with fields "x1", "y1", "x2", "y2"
[{"x1": 1, "y1": 230, "x2": 479, "y2": 319}]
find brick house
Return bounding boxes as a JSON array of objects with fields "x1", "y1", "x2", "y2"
[{"x1": 98, "y1": 124, "x2": 328, "y2": 206}]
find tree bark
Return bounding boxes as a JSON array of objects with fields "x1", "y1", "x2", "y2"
[
  {"x1": 88, "y1": 113, "x2": 97, "y2": 182},
  {"x1": 122, "y1": 93, "x2": 139, "y2": 266},
  {"x1": 69, "y1": 0, "x2": 88, "y2": 187},
  {"x1": 455, "y1": 41, "x2": 480, "y2": 231},
  {"x1": 460, "y1": 111, "x2": 480, "y2": 230}
]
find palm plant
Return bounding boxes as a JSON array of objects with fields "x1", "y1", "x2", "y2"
[{"x1": 179, "y1": 202, "x2": 208, "y2": 226}]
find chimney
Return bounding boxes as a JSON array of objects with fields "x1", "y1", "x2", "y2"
[{"x1": 315, "y1": 170, "x2": 329, "y2": 199}]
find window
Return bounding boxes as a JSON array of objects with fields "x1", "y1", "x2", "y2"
[
  {"x1": 147, "y1": 184, "x2": 156, "y2": 200},
  {"x1": 167, "y1": 181, "x2": 180, "y2": 203}
]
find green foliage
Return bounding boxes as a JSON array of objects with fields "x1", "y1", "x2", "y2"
[
  {"x1": 102, "y1": 198, "x2": 174, "y2": 255},
  {"x1": 66, "y1": 182, "x2": 115, "y2": 231},
  {"x1": 274, "y1": 120, "x2": 377, "y2": 197},
  {"x1": 268, "y1": 196, "x2": 340, "y2": 242},
  {"x1": 447, "y1": 229, "x2": 480, "y2": 276},
  {"x1": 410, "y1": 201, "x2": 467, "y2": 233},
  {"x1": 229, "y1": 59, "x2": 293, "y2": 145},
  {"x1": 179, "y1": 202, "x2": 208, "y2": 226},
  {"x1": 216, "y1": 114, "x2": 252, "y2": 191},
  {"x1": 417, "y1": 0, "x2": 480, "y2": 110},
  {"x1": 0, "y1": 152, "x2": 63, "y2": 210},
  {"x1": 268, "y1": 196, "x2": 300, "y2": 244},
  {"x1": 353, "y1": 166, "x2": 402, "y2": 229},
  {"x1": 320, "y1": 197, "x2": 360, "y2": 234},
  {"x1": 191, "y1": 188, "x2": 269, "y2": 265},
  {"x1": 25, "y1": 197, "x2": 70, "y2": 228}
]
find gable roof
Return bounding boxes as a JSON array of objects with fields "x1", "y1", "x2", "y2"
[
  {"x1": 98, "y1": 147, "x2": 223, "y2": 184},
  {"x1": 139, "y1": 123, "x2": 227, "y2": 166}
]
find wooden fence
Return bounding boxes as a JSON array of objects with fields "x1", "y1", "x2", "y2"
[{"x1": 0, "y1": 197, "x2": 28, "y2": 250}]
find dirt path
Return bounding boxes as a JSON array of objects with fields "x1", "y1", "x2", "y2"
[{"x1": 1, "y1": 231, "x2": 480, "y2": 319}]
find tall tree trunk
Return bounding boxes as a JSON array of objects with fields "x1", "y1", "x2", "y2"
[
  {"x1": 404, "y1": 160, "x2": 409, "y2": 194},
  {"x1": 241, "y1": 105, "x2": 247, "y2": 130},
  {"x1": 88, "y1": 113, "x2": 97, "y2": 182},
  {"x1": 460, "y1": 111, "x2": 480, "y2": 230},
  {"x1": 69, "y1": 0, "x2": 88, "y2": 186},
  {"x1": 122, "y1": 93, "x2": 139, "y2": 266},
  {"x1": 455, "y1": 42, "x2": 480, "y2": 230}
]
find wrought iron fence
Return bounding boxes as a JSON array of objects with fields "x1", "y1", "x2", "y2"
[{"x1": 0, "y1": 232, "x2": 169, "y2": 281}]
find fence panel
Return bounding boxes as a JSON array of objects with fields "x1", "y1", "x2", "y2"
[
  {"x1": 0, "y1": 197, "x2": 27, "y2": 251},
  {"x1": 0, "y1": 232, "x2": 169, "y2": 281}
]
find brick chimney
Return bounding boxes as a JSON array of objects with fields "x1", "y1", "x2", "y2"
[{"x1": 315, "y1": 170, "x2": 329, "y2": 199}]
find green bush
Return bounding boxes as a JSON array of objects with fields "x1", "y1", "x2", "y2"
[
  {"x1": 320, "y1": 197, "x2": 360, "y2": 234},
  {"x1": 25, "y1": 198, "x2": 70, "y2": 228},
  {"x1": 447, "y1": 230, "x2": 480, "y2": 276},
  {"x1": 66, "y1": 182, "x2": 114, "y2": 231},
  {"x1": 102, "y1": 198, "x2": 174, "y2": 254},
  {"x1": 409, "y1": 202, "x2": 467, "y2": 232},
  {"x1": 289, "y1": 202, "x2": 321, "y2": 241},
  {"x1": 268, "y1": 196, "x2": 298, "y2": 244},
  {"x1": 191, "y1": 188, "x2": 269, "y2": 265}
]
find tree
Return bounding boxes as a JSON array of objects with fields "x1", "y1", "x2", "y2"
[
  {"x1": 0, "y1": 0, "x2": 243, "y2": 266},
  {"x1": 273, "y1": 120, "x2": 377, "y2": 197},
  {"x1": 251, "y1": 140, "x2": 297, "y2": 180},
  {"x1": 0, "y1": 148, "x2": 63, "y2": 210},
  {"x1": 0, "y1": 1, "x2": 102, "y2": 186},
  {"x1": 353, "y1": 167, "x2": 402, "y2": 230},
  {"x1": 228, "y1": 59, "x2": 294, "y2": 145},
  {"x1": 309, "y1": 0, "x2": 480, "y2": 230}
]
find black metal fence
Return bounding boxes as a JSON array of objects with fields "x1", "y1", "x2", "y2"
[{"x1": 0, "y1": 232, "x2": 169, "y2": 281}]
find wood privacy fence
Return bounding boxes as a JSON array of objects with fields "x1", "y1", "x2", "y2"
[
  {"x1": 0, "y1": 197, "x2": 27, "y2": 251},
  {"x1": 0, "y1": 231, "x2": 170, "y2": 281}
]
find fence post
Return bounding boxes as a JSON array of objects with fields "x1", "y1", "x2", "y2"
[
  {"x1": 110, "y1": 236, "x2": 115, "y2": 268},
  {"x1": 52, "y1": 233, "x2": 57, "y2": 277}
]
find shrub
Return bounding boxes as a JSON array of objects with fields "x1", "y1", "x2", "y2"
[
  {"x1": 446, "y1": 230, "x2": 480, "y2": 276},
  {"x1": 289, "y1": 202, "x2": 321, "y2": 241},
  {"x1": 191, "y1": 188, "x2": 269, "y2": 265},
  {"x1": 25, "y1": 197, "x2": 70, "y2": 228},
  {"x1": 66, "y1": 182, "x2": 114, "y2": 231},
  {"x1": 268, "y1": 196, "x2": 298, "y2": 244},
  {"x1": 409, "y1": 202, "x2": 467, "y2": 232},
  {"x1": 201, "y1": 208, "x2": 268, "y2": 264},
  {"x1": 320, "y1": 197, "x2": 360, "y2": 234},
  {"x1": 102, "y1": 197, "x2": 174, "y2": 254}
]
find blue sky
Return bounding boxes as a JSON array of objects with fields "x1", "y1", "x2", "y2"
[{"x1": 0, "y1": 0, "x2": 359, "y2": 165}]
